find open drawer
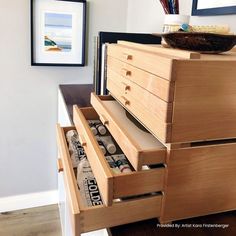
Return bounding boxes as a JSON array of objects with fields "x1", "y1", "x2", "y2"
[
  {"x1": 91, "y1": 93, "x2": 167, "y2": 171},
  {"x1": 73, "y1": 106, "x2": 165, "y2": 206},
  {"x1": 56, "y1": 125, "x2": 163, "y2": 236}
]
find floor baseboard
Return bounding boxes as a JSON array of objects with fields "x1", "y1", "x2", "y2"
[{"x1": 0, "y1": 190, "x2": 58, "y2": 213}]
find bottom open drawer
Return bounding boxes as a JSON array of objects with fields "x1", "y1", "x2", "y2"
[{"x1": 56, "y1": 125, "x2": 162, "y2": 235}]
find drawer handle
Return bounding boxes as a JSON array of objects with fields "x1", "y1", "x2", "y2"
[
  {"x1": 123, "y1": 53, "x2": 133, "y2": 61},
  {"x1": 121, "y1": 82, "x2": 130, "y2": 91},
  {"x1": 121, "y1": 68, "x2": 132, "y2": 77},
  {"x1": 79, "y1": 135, "x2": 87, "y2": 147},
  {"x1": 100, "y1": 114, "x2": 109, "y2": 125},
  {"x1": 121, "y1": 96, "x2": 130, "y2": 106},
  {"x1": 57, "y1": 159, "x2": 63, "y2": 173}
]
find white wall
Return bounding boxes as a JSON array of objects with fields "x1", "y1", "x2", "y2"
[
  {"x1": 0, "y1": 0, "x2": 128, "y2": 198},
  {"x1": 127, "y1": 0, "x2": 165, "y2": 33},
  {"x1": 3, "y1": 0, "x2": 235, "y2": 201},
  {"x1": 127, "y1": 0, "x2": 236, "y2": 33}
]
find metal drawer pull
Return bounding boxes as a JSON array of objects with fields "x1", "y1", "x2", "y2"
[
  {"x1": 121, "y1": 82, "x2": 130, "y2": 91},
  {"x1": 79, "y1": 135, "x2": 87, "y2": 147},
  {"x1": 57, "y1": 159, "x2": 64, "y2": 173},
  {"x1": 100, "y1": 114, "x2": 109, "y2": 125},
  {"x1": 121, "y1": 68, "x2": 132, "y2": 77},
  {"x1": 121, "y1": 96, "x2": 130, "y2": 105},
  {"x1": 123, "y1": 53, "x2": 133, "y2": 60}
]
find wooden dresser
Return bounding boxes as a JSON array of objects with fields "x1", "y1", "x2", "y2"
[{"x1": 56, "y1": 41, "x2": 236, "y2": 236}]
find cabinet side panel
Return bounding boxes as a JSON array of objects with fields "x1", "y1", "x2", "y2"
[
  {"x1": 172, "y1": 61, "x2": 236, "y2": 143},
  {"x1": 162, "y1": 144, "x2": 236, "y2": 222}
]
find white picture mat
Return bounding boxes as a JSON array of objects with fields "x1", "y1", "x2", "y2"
[
  {"x1": 197, "y1": 0, "x2": 236, "y2": 10},
  {"x1": 34, "y1": 0, "x2": 84, "y2": 64}
]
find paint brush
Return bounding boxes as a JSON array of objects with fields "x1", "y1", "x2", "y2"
[
  {"x1": 174, "y1": 0, "x2": 179, "y2": 14},
  {"x1": 168, "y1": 0, "x2": 174, "y2": 14},
  {"x1": 159, "y1": 0, "x2": 169, "y2": 14},
  {"x1": 171, "y1": 0, "x2": 177, "y2": 14}
]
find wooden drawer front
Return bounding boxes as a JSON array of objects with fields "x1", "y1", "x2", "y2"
[
  {"x1": 56, "y1": 125, "x2": 163, "y2": 235},
  {"x1": 91, "y1": 93, "x2": 167, "y2": 171},
  {"x1": 107, "y1": 69, "x2": 173, "y2": 123},
  {"x1": 107, "y1": 71, "x2": 172, "y2": 143},
  {"x1": 107, "y1": 56, "x2": 174, "y2": 102},
  {"x1": 80, "y1": 195, "x2": 162, "y2": 233},
  {"x1": 73, "y1": 106, "x2": 165, "y2": 206},
  {"x1": 107, "y1": 44, "x2": 174, "y2": 80},
  {"x1": 56, "y1": 125, "x2": 84, "y2": 236},
  {"x1": 161, "y1": 142, "x2": 236, "y2": 223}
]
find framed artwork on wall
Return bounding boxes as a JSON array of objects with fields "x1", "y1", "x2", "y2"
[
  {"x1": 192, "y1": 0, "x2": 236, "y2": 16},
  {"x1": 31, "y1": 0, "x2": 86, "y2": 66}
]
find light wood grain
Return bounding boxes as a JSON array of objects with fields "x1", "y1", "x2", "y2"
[
  {"x1": 199, "y1": 51, "x2": 236, "y2": 60},
  {"x1": 56, "y1": 125, "x2": 82, "y2": 236},
  {"x1": 107, "y1": 56, "x2": 175, "y2": 102},
  {"x1": 57, "y1": 159, "x2": 64, "y2": 173},
  {"x1": 56, "y1": 125, "x2": 81, "y2": 214},
  {"x1": 230, "y1": 46, "x2": 236, "y2": 52},
  {"x1": 107, "y1": 69, "x2": 173, "y2": 123},
  {"x1": 73, "y1": 106, "x2": 165, "y2": 204},
  {"x1": 108, "y1": 42, "x2": 236, "y2": 144},
  {"x1": 0, "y1": 205, "x2": 62, "y2": 236},
  {"x1": 172, "y1": 60, "x2": 236, "y2": 143},
  {"x1": 107, "y1": 44, "x2": 175, "y2": 80},
  {"x1": 107, "y1": 73, "x2": 172, "y2": 144},
  {"x1": 113, "y1": 169, "x2": 165, "y2": 198},
  {"x1": 80, "y1": 195, "x2": 162, "y2": 233},
  {"x1": 91, "y1": 93, "x2": 167, "y2": 170},
  {"x1": 117, "y1": 40, "x2": 201, "y2": 59},
  {"x1": 57, "y1": 124, "x2": 163, "y2": 235},
  {"x1": 161, "y1": 143, "x2": 236, "y2": 222}
]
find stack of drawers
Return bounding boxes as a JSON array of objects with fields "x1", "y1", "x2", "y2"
[{"x1": 57, "y1": 41, "x2": 236, "y2": 236}]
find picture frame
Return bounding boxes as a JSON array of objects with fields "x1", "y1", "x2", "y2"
[
  {"x1": 192, "y1": 0, "x2": 236, "y2": 16},
  {"x1": 31, "y1": 0, "x2": 86, "y2": 66}
]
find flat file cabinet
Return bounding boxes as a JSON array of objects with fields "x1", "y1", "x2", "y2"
[{"x1": 57, "y1": 42, "x2": 236, "y2": 235}]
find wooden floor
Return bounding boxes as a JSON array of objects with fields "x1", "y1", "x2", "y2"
[
  {"x1": 0, "y1": 205, "x2": 235, "y2": 236},
  {"x1": 0, "y1": 205, "x2": 61, "y2": 236}
]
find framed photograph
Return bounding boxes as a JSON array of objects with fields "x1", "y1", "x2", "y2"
[
  {"x1": 31, "y1": 0, "x2": 86, "y2": 66},
  {"x1": 192, "y1": 0, "x2": 236, "y2": 16}
]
